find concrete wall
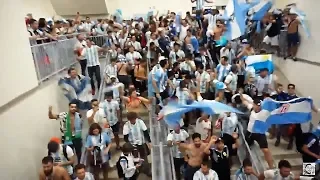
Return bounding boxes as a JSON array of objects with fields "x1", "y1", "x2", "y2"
[
  {"x1": 23, "y1": 0, "x2": 56, "y2": 18},
  {"x1": 50, "y1": 0, "x2": 108, "y2": 16},
  {"x1": 0, "y1": 0, "x2": 39, "y2": 108},
  {"x1": 0, "y1": 78, "x2": 71, "y2": 179},
  {"x1": 106, "y1": 0, "x2": 195, "y2": 19}
]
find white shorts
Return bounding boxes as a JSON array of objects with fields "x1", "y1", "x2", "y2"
[{"x1": 263, "y1": 35, "x2": 279, "y2": 46}]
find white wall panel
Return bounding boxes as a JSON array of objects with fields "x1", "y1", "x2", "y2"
[
  {"x1": 0, "y1": 0, "x2": 39, "y2": 107},
  {"x1": 50, "y1": 0, "x2": 108, "y2": 16},
  {"x1": 23, "y1": 0, "x2": 56, "y2": 19}
]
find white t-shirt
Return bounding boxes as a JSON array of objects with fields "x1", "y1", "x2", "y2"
[
  {"x1": 180, "y1": 60, "x2": 196, "y2": 72},
  {"x1": 224, "y1": 72, "x2": 238, "y2": 93},
  {"x1": 169, "y1": 50, "x2": 185, "y2": 64},
  {"x1": 264, "y1": 169, "x2": 295, "y2": 180},
  {"x1": 50, "y1": 144, "x2": 74, "y2": 175},
  {"x1": 193, "y1": 169, "x2": 219, "y2": 180},
  {"x1": 247, "y1": 110, "x2": 259, "y2": 133},
  {"x1": 86, "y1": 108, "x2": 108, "y2": 128},
  {"x1": 123, "y1": 119, "x2": 148, "y2": 145},
  {"x1": 167, "y1": 129, "x2": 189, "y2": 158},
  {"x1": 179, "y1": 25, "x2": 189, "y2": 41},
  {"x1": 125, "y1": 51, "x2": 142, "y2": 64},
  {"x1": 195, "y1": 118, "x2": 211, "y2": 140}
]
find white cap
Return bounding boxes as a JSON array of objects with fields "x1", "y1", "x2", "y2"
[
  {"x1": 110, "y1": 75, "x2": 117, "y2": 79},
  {"x1": 158, "y1": 56, "x2": 167, "y2": 63},
  {"x1": 241, "y1": 39, "x2": 248, "y2": 43}
]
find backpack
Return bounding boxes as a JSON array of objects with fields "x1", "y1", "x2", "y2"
[
  {"x1": 116, "y1": 156, "x2": 128, "y2": 178},
  {"x1": 48, "y1": 145, "x2": 70, "y2": 161}
]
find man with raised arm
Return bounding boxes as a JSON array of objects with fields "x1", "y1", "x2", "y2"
[{"x1": 177, "y1": 133, "x2": 208, "y2": 180}]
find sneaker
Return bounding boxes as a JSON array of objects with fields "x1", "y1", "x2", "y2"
[
  {"x1": 275, "y1": 139, "x2": 280, "y2": 147},
  {"x1": 292, "y1": 57, "x2": 297, "y2": 61}
]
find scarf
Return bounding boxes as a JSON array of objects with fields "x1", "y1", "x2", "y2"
[{"x1": 64, "y1": 112, "x2": 82, "y2": 144}]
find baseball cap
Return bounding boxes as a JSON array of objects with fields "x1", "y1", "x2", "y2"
[
  {"x1": 50, "y1": 137, "x2": 61, "y2": 144},
  {"x1": 241, "y1": 39, "x2": 248, "y2": 44},
  {"x1": 216, "y1": 82, "x2": 226, "y2": 90}
]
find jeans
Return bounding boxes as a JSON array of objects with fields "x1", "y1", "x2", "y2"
[
  {"x1": 62, "y1": 137, "x2": 82, "y2": 163},
  {"x1": 87, "y1": 65, "x2": 101, "y2": 91},
  {"x1": 79, "y1": 59, "x2": 87, "y2": 75}
]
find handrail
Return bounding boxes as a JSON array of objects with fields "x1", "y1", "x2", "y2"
[
  {"x1": 237, "y1": 122, "x2": 260, "y2": 179},
  {"x1": 97, "y1": 53, "x2": 110, "y2": 102}
]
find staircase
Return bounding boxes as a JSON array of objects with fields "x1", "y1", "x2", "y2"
[
  {"x1": 247, "y1": 67, "x2": 304, "y2": 178},
  {"x1": 107, "y1": 108, "x2": 152, "y2": 180}
]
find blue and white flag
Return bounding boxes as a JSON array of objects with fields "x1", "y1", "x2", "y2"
[
  {"x1": 289, "y1": 6, "x2": 311, "y2": 38},
  {"x1": 248, "y1": 0, "x2": 273, "y2": 21},
  {"x1": 247, "y1": 0, "x2": 273, "y2": 33},
  {"x1": 161, "y1": 100, "x2": 243, "y2": 127},
  {"x1": 223, "y1": 0, "x2": 251, "y2": 40},
  {"x1": 114, "y1": 9, "x2": 123, "y2": 23},
  {"x1": 245, "y1": 54, "x2": 274, "y2": 74},
  {"x1": 58, "y1": 75, "x2": 92, "y2": 110},
  {"x1": 252, "y1": 97, "x2": 313, "y2": 134}
]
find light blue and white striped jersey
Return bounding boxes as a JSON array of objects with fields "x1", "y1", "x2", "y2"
[
  {"x1": 151, "y1": 65, "x2": 167, "y2": 92},
  {"x1": 101, "y1": 100, "x2": 120, "y2": 126},
  {"x1": 75, "y1": 172, "x2": 95, "y2": 180},
  {"x1": 176, "y1": 87, "x2": 190, "y2": 104},
  {"x1": 123, "y1": 119, "x2": 148, "y2": 145},
  {"x1": 82, "y1": 45, "x2": 100, "y2": 67},
  {"x1": 105, "y1": 64, "x2": 117, "y2": 77},
  {"x1": 220, "y1": 112, "x2": 238, "y2": 136},
  {"x1": 195, "y1": 71, "x2": 211, "y2": 93},
  {"x1": 196, "y1": 0, "x2": 204, "y2": 10},
  {"x1": 254, "y1": 75, "x2": 274, "y2": 96},
  {"x1": 216, "y1": 64, "x2": 231, "y2": 82}
]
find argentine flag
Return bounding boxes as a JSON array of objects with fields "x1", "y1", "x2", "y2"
[
  {"x1": 160, "y1": 100, "x2": 243, "y2": 128},
  {"x1": 252, "y1": 97, "x2": 313, "y2": 134},
  {"x1": 248, "y1": 0, "x2": 273, "y2": 21},
  {"x1": 245, "y1": 54, "x2": 274, "y2": 74},
  {"x1": 223, "y1": 0, "x2": 250, "y2": 40}
]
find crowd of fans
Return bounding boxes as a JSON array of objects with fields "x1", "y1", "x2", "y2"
[{"x1": 32, "y1": 3, "x2": 320, "y2": 180}]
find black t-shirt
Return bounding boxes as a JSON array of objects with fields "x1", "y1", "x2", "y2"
[{"x1": 267, "y1": 22, "x2": 280, "y2": 37}]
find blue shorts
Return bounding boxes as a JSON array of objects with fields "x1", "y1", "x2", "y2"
[{"x1": 287, "y1": 32, "x2": 300, "y2": 47}]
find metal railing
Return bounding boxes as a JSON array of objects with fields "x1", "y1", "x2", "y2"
[
  {"x1": 31, "y1": 35, "x2": 107, "y2": 84},
  {"x1": 237, "y1": 123, "x2": 260, "y2": 180},
  {"x1": 149, "y1": 98, "x2": 176, "y2": 180}
]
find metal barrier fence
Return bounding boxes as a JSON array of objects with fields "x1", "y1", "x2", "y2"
[
  {"x1": 149, "y1": 99, "x2": 176, "y2": 180},
  {"x1": 30, "y1": 35, "x2": 107, "y2": 84}
]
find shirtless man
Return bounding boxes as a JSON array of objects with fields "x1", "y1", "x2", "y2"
[
  {"x1": 286, "y1": 13, "x2": 300, "y2": 61},
  {"x1": 39, "y1": 156, "x2": 70, "y2": 180},
  {"x1": 177, "y1": 132, "x2": 208, "y2": 180},
  {"x1": 213, "y1": 20, "x2": 225, "y2": 41},
  {"x1": 117, "y1": 60, "x2": 132, "y2": 89},
  {"x1": 134, "y1": 59, "x2": 148, "y2": 95}
]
